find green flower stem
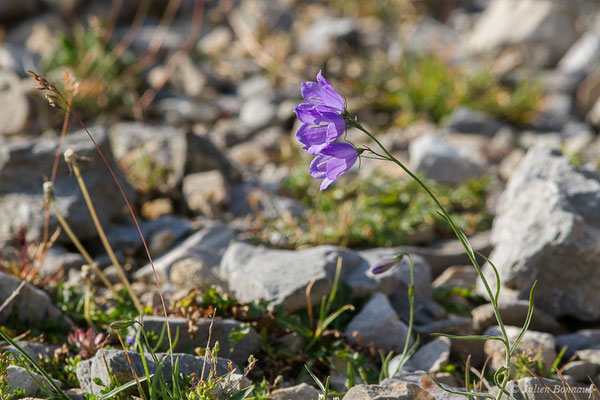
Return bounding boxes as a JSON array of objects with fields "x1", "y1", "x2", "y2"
[{"x1": 348, "y1": 117, "x2": 512, "y2": 399}]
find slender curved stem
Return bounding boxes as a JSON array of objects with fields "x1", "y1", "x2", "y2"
[{"x1": 347, "y1": 117, "x2": 512, "y2": 399}]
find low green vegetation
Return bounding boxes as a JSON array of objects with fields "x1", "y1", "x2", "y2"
[
  {"x1": 258, "y1": 169, "x2": 491, "y2": 248},
  {"x1": 356, "y1": 55, "x2": 542, "y2": 127}
]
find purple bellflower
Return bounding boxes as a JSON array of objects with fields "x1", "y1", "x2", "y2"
[
  {"x1": 295, "y1": 71, "x2": 347, "y2": 155},
  {"x1": 309, "y1": 142, "x2": 358, "y2": 190},
  {"x1": 295, "y1": 71, "x2": 358, "y2": 190}
]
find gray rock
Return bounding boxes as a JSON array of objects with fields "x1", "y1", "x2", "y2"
[
  {"x1": 221, "y1": 243, "x2": 362, "y2": 312},
  {"x1": 0, "y1": 127, "x2": 135, "y2": 243},
  {"x1": 40, "y1": 245, "x2": 85, "y2": 277},
  {"x1": 484, "y1": 326, "x2": 556, "y2": 373},
  {"x1": 299, "y1": 17, "x2": 358, "y2": 55},
  {"x1": 353, "y1": 250, "x2": 432, "y2": 299},
  {"x1": 0, "y1": 71, "x2": 28, "y2": 135},
  {"x1": 6, "y1": 365, "x2": 61, "y2": 397},
  {"x1": 0, "y1": 43, "x2": 40, "y2": 77},
  {"x1": 342, "y1": 380, "x2": 432, "y2": 400},
  {"x1": 557, "y1": 330, "x2": 600, "y2": 358},
  {"x1": 154, "y1": 97, "x2": 220, "y2": 125},
  {"x1": 5, "y1": 341, "x2": 60, "y2": 359},
  {"x1": 389, "y1": 337, "x2": 450, "y2": 376},
  {"x1": 271, "y1": 383, "x2": 321, "y2": 400},
  {"x1": 443, "y1": 107, "x2": 506, "y2": 137},
  {"x1": 0, "y1": 271, "x2": 70, "y2": 326},
  {"x1": 559, "y1": 21, "x2": 600, "y2": 74},
  {"x1": 106, "y1": 215, "x2": 191, "y2": 256},
  {"x1": 390, "y1": 292, "x2": 446, "y2": 326},
  {"x1": 344, "y1": 293, "x2": 411, "y2": 353},
  {"x1": 77, "y1": 349, "x2": 234, "y2": 395},
  {"x1": 561, "y1": 361, "x2": 598, "y2": 382},
  {"x1": 134, "y1": 221, "x2": 235, "y2": 283},
  {"x1": 532, "y1": 93, "x2": 573, "y2": 131},
  {"x1": 416, "y1": 317, "x2": 473, "y2": 336},
  {"x1": 109, "y1": 122, "x2": 238, "y2": 192},
  {"x1": 432, "y1": 265, "x2": 478, "y2": 290},
  {"x1": 468, "y1": 0, "x2": 579, "y2": 67},
  {"x1": 239, "y1": 98, "x2": 276, "y2": 131},
  {"x1": 142, "y1": 316, "x2": 260, "y2": 366},
  {"x1": 409, "y1": 134, "x2": 486, "y2": 185},
  {"x1": 209, "y1": 119, "x2": 254, "y2": 149},
  {"x1": 182, "y1": 170, "x2": 229, "y2": 217},
  {"x1": 472, "y1": 301, "x2": 562, "y2": 335},
  {"x1": 392, "y1": 231, "x2": 492, "y2": 278},
  {"x1": 478, "y1": 146, "x2": 600, "y2": 320},
  {"x1": 575, "y1": 348, "x2": 600, "y2": 365},
  {"x1": 496, "y1": 377, "x2": 593, "y2": 400},
  {"x1": 169, "y1": 257, "x2": 224, "y2": 290}
]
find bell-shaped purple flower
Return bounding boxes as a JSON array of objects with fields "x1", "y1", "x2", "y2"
[
  {"x1": 295, "y1": 104, "x2": 345, "y2": 154},
  {"x1": 301, "y1": 70, "x2": 346, "y2": 112},
  {"x1": 309, "y1": 142, "x2": 358, "y2": 190},
  {"x1": 295, "y1": 71, "x2": 346, "y2": 155}
]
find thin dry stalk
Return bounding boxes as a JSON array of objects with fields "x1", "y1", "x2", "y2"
[
  {"x1": 0, "y1": 280, "x2": 26, "y2": 315},
  {"x1": 30, "y1": 69, "x2": 176, "y2": 387},
  {"x1": 42, "y1": 181, "x2": 124, "y2": 302},
  {"x1": 63, "y1": 149, "x2": 143, "y2": 314}
]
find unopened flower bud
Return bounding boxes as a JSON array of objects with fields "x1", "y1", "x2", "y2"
[{"x1": 370, "y1": 258, "x2": 398, "y2": 275}]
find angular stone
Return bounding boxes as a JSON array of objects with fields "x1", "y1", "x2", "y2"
[
  {"x1": 182, "y1": 170, "x2": 229, "y2": 217},
  {"x1": 0, "y1": 71, "x2": 28, "y2": 135},
  {"x1": 557, "y1": 330, "x2": 600, "y2": 358},
  {"x1": 169, "y1": 257, "x2": 224, "y2": 290},
  {"x1": 479, "y1": 146, "x2": 600, "y2": 320},
  {"x1": 0, "y1": 127, "x2": 135, "y2": 243},
  {"x1": 561, "y1": 361, "x2": 598, "y2": 382},
  {"x1": 468, "y1": 0, "x2": 578, "y2": 67},
  {"x1": 6, "y1": 365, "x2": 61, "y2": 397},
  {"x1": 220, "y1": 242, "x2": 362, "y2": 312},
  {"x1": 496, "y1": 377, "x2": 593, "y2": 400},
  {"x1": 77, "y1": 349, "x2": 234, "y2": 395},
  {"x1": 409, "y1": 134, "x2": 486, "y2": 186},
  {"x1": 353, "y1": 250, "x2": 432, "y2": 299},
  {"x1": 299, "y1": 17, "x2": 358, "y2": 55},
  {"x1": 0, "y1": 271, "x2": 70, "y2": 327},
  {"x1": 443, "y1": 106, "x2": 506, "y2": 137},
  {"x1": 143, "y1": 316, "x2": 260, "y2": 366},
  {"x1": 342, "y1": 380, "x2": 432, "y2": 400},
  {"x1": 134, "y1": 222, "x2": 235, "y2": 283},
  {"x1": 344, "y1": 293, "x2": 411, "y2": 353},
  {"x1": 484, "y1": 326, "x2": 556, "y2": 373},
  {"x1": 389, "y1": 337, "x2": 450, "y2": 376},
  {"x1": 271, "y1": 383, "x2": 321, "y2": 400},
  {"x1": 472, "y1": 301, "x2": 563, "y2": 335},
  {"x1": 109, "y1": 122, "x2": 239, "y2": 192}
]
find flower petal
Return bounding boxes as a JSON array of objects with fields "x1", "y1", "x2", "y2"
[
  {"x1": 296, "y1": 123, "x2": 326, "y2": 145},
  {"x1": 320, "y1": 178, "x2": 334, "y2": 190},
  {"x1": 294, "y1": 103, "x2": 322, "y2": 124},
  {"x1": 301, "y1": 82, "x2": 323, "y2": 105},
  {"x1": 321, "y1": 143, "x2": 358, "y2": 180},
  {"x1": 309, "y1": 154, "x2": 329, "y2": 179},
  {"x1": 317, "y1": 70, "x2": 345, "y2": 111}
]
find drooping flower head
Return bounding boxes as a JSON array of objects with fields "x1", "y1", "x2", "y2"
[
  {"x1": 309, "y1": 142, "x2": 358, "y2": 190},
  {"x1": 295, "y1": 71, "x2": 347, "y2": 155}
]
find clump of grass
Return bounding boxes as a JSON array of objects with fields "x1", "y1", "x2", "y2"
[
  {"x1": 356, "y1": 54, "x2": 542, "y2": 127},
  {"x1": 45, "y1": 22, "x2": 139, "y2": 115},
  {"x1": 256, "y1": 169, "x2": 491, "y2": 248}
]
